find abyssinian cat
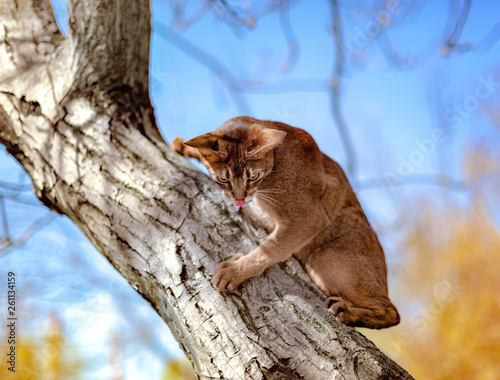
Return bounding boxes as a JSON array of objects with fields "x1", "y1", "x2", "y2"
[{"x1": 171, "y1": 116, "x2": 400, "y2": 329}]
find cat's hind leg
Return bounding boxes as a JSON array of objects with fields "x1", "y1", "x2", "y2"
[{"x1": 299, "y1": 238, "x2": 400, "y2": 329}]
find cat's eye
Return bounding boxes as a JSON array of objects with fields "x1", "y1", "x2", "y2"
[
  {"x1": 248, "y1": 173, "x2": 259, "y2": 181},
  {"x1": 217, "y1": 176, "x2": 229, "y2": 183}
]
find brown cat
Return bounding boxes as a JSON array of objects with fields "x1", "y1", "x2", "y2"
[{"x1": 171, "y1": 116, "x2": 400, "y2": 329}]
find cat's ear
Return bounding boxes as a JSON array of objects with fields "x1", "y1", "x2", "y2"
[
  {"x1": 250, "y1": 129, "x2": 287, "y2": 157},
  {"x1": 184, "y1": 133, "x2": 223, "y2": 160}
]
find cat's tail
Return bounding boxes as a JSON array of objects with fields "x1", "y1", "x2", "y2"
[{"x1": 170, "y1": 137, "x2": 203, "y2": 161}]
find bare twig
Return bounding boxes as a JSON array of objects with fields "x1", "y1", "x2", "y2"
[
  {"x1": 16, "y1": 213, "x2": 57, "y2": 248},
  {"x1": 1, "y1": 191, "x2": 43, "y2": 206},
  {"x1": 173, "y1": 2, "x2": 211, "y2": 31},
  {"x1": 0, "y1": 212, "x2": 57, "y2": 256},
  {"x1": 169, "y1": 0, "x2": 184, "y2": 23},
  {"x1": 356, "y1": 174, "x2": 468, "y2": 192},
  {"x1": 217, "y1": 0, "x2": 256, "y2": 29},
  {"x1": 0, "y1": 196, "x2": 10, "y2": 241},
  {"x1": 329, "y1": 0, "x2": 357, "y2": 177},
  {"x1": 442, "y1": 0, "x2": 473, "y2": 55},
  {"x1": 0, "y1": 180, "x2": 32, "y2": 191},
  {"x1": 475, "y1": 20, "x2": 500, "y2": 52},
  {"x1": 155, "y1": 22, "x2": 252, "y2": 115},
  {"x1": 279, "y1": 0, "x2": 300, "y2": 72},
  {"x1": 243, "y1": 78, "x2": 325, "y2": 93},
  {"x1": 378, "y1": 32, "x2": 414, "y2": 68}
]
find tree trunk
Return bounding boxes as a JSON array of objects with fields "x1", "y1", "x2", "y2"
[{"x1": 0, "y1": 1, "x2": 413, "y2": 378}]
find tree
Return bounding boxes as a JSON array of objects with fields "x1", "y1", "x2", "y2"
[{"x1": 0, "y1": 1, "x2": 413, "y2": 378}]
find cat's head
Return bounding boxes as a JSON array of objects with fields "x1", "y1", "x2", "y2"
[{"x1": 184, "y1": 117, "x2": 286, "y2": 206}]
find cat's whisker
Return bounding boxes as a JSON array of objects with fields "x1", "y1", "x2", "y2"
[
  {"x1": 257, "y1": 188, "x2": 284, "y2": 193},
  {"x1": 256, "y1": 191, "x2": 279, "y2": 207},
  {"x1": 256, "y1": 190, "x2": 284, "y2": 199},
  {"x1": 257, "y1": 197, "x2": 278, "y2": 208},
  {"x1": 256, "y1": 189, "x2": 277, "y2": 197}
]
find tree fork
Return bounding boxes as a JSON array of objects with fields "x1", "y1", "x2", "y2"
[{"x1": 0, "y1": 1, "x2": 413, "y2": 378}]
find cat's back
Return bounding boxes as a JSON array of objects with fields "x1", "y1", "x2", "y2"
[
  {"x1": 260, "y1": 121, "x2": 339, "y2": 205},
  {"x1": 264, "y1": 120, "x2": 351, "y2": 185},
  {"x1": 259, "y1": 120, "x2": 322, "y2": 164}
]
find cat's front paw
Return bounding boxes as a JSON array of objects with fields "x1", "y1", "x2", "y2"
[{"x1": 213, "y1": 256, "x2": 245, "y2": 292}]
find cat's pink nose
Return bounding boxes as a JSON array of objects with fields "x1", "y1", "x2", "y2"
[{"x1": 235, "y1": 200, "x2": 246, "y2": 207}]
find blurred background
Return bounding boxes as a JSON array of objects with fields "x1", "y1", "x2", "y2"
[{"x1": 1, "y1": 0, "x2": 499, "y2": 379}]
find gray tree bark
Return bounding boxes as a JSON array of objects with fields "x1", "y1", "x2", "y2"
[{"x1": 0, "y1": 1, "x2": 413, "y2": 379}]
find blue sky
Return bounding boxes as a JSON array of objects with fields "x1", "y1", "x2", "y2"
[{"x1": 1, "y1": 1, "x2": 499, "y2": 378}]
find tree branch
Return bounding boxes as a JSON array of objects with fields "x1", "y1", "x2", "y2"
[
  {"x1": 155, "y1": 22, "x2": 252, "y2": 115},
  {"x1": 279, "y1": 0, "x2": 300, "y2": 72},
  {"x1": 217, "y1": 0, "x2": 256, "y2": 29},
  {"x1": 356, "y1": 174, "x2": 468, "y2": 192},
  {"x1": 67, "y1": 0, "x2": 151, "y2": 92},
  {"x1": 442, "y1": 0, "x2": 472, "y2": 55},
  {"x1": 329, "y1": 0, "x2": 358, "y2": 177}
]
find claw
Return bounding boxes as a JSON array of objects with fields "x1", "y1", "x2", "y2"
[{"x1": 213, "y1": 258, "x2": 244, "y2": 292}]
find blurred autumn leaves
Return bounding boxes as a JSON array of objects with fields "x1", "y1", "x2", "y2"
[
  {"x1": 0, "y1": 314, "x2": 196, "y2": 380},
  {"x1": 163, "y1": 360, "x2": 196, "y2": 380},
  {"x1": 0, "y1": 315, "x2": 84, "y2": 379},
  {"x1": 365, "y1": 148, "x2": 500, "y2": 379}
]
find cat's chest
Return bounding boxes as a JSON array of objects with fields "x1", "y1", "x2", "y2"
[{"x1": 253, "y1": 192, "x2": 286, "y2": 225}]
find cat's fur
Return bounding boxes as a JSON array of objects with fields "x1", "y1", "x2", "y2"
[{"x1": 171, "y1": 116, "x2": 400, "y2": 329}]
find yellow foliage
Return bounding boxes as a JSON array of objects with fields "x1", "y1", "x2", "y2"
[
  {"x1": 0, "y1": 315, "x2": 84, "y2": 380},
  {"x1": 163, "y1": 359, "x2": 196, "y2": 380},
  {"x1": 365, "y1": 197, "x2": 500, "y2": 380}
]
